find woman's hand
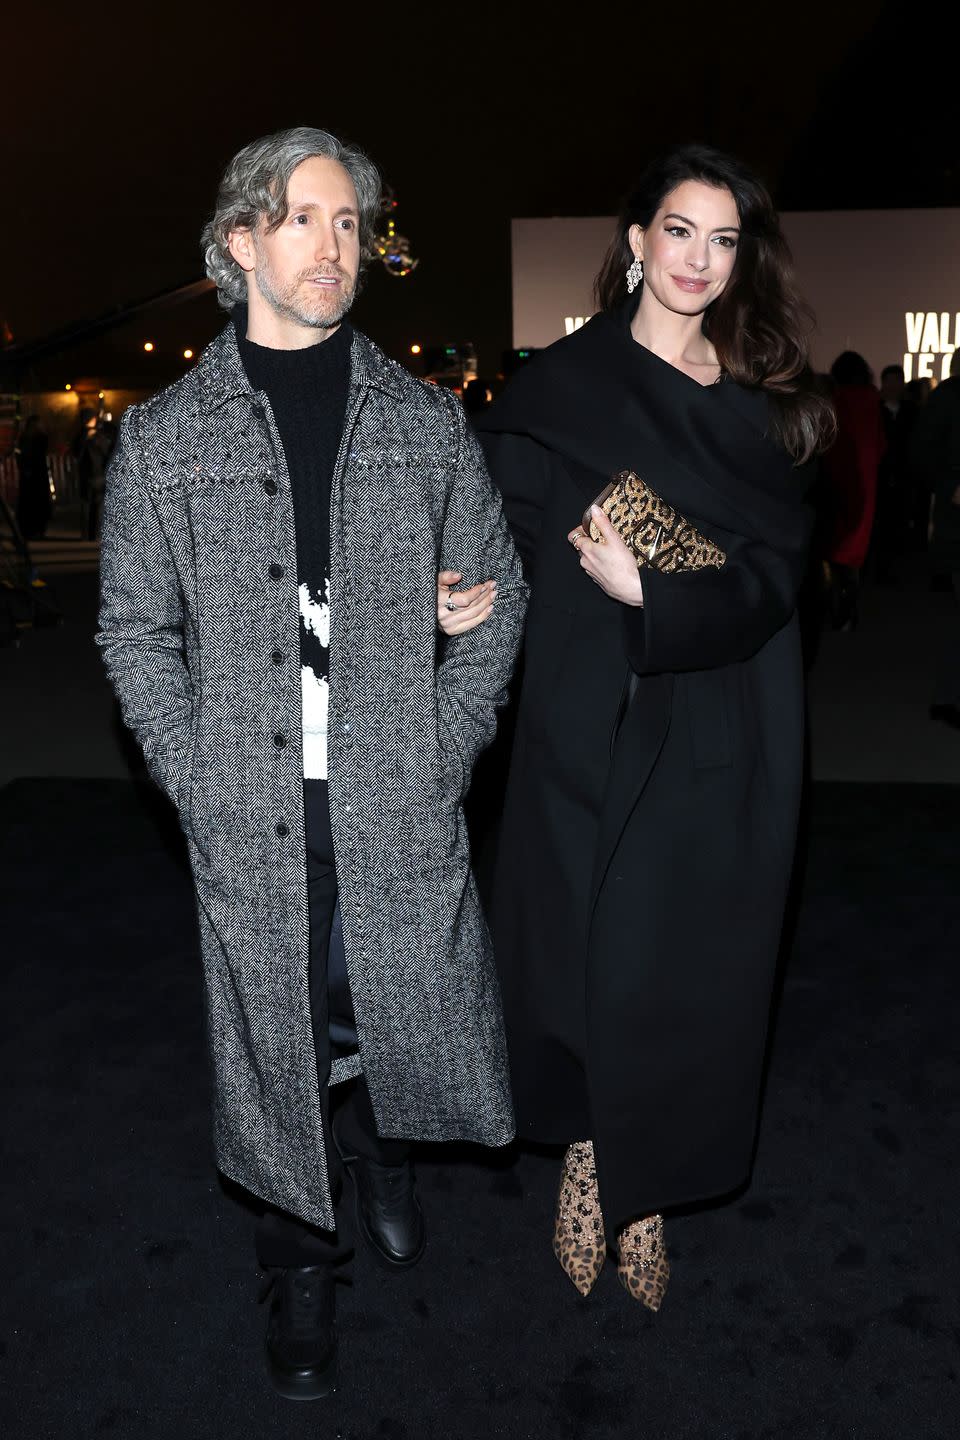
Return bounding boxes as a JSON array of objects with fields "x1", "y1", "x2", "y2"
[
  {"x1": 437, "y1": 569, "x2": 497, "y2": 636},
  {"x1": 567, "y1": 506, "x2": 644, "y2": 606}
]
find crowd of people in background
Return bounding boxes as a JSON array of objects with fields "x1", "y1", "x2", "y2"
[
  {"x1": 915, "y1": 355, "x2": 960, "y2": 728},
  {"x1": 816, "y1": 352, "x2": 937, "y2": 624},
  {"x1": 7, "y1": 407, "x2": 117, "y2": 542},
  {"x1": 801, "y1": 347, "x2": 960, "y2": 727}
]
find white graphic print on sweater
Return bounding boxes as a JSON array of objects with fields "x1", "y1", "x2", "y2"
[{"x1": 299, "y1": 580, "x2": 330, "y2": 779}]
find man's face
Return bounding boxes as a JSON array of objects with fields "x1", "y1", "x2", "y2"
[
  {"x1": 234, "y1": 156, "x2": 362, "y2": 334},
  {"x1": 881, "y1": 370, "x2": 904, "y2": 405}
]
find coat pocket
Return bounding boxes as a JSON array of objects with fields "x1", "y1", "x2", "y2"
[
  {"x1": 177, "y1": 709, "x2": 200, "y2": 831},
  {"x1": 143, "y1": 722, "x2": 191, "y2": 812},
  {"x1": 435, "y1": 688, "x2": 468, "y2": 802},
  {"x1": 686, "y1": 670, "x2": 732, "y2": 770}
]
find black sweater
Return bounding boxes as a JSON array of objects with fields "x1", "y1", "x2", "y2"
[{"x1": 236, "y1": 313, "x2": 352, "y2": 780}]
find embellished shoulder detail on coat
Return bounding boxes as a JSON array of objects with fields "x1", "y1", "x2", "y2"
[
  {"x1": 349, "y1": 330, "x2": 460, "y2": 418},
  {"x1": 115, "y1": 326, "x2": 239, "y2": 449},
  {"x1": 120, "y1": 323, "x2": 469, "y2": 487},
  {"x1": 125, "y1": 362, "x2": 207, "y2": 434}
]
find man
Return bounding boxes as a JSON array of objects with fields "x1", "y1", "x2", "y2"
[
  {"x1": 97, "y1": 127, "x2": 526, "y2": 1400},
  {"x1": 874, "y1": 363, "x2": 908, "y2": 583},
  {"x1": 912, "y1": 350, "x2": 960, "y2": 729},
  {"x1": 73, "y1": 407, "x2": 114, "y2": 540}
]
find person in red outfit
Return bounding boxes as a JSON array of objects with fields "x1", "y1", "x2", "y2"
[{"x1": 822, "y1": 351, "x2": 887, "y2": 629}]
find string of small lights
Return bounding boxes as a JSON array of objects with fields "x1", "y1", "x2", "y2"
[
  {"x1": 374, "y1": 186, "x2": 418, "y2": 278},
  {"x1": 61, "y1": 190, "x2": 421, "y2": 393}
]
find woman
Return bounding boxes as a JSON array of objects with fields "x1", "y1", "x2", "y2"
[
  {"x1": 821, "y1": 350, "x2": 886, "y2": 629},
  {"x1": 438, "y1": 144, "x2": 834, "y2": 1311}
]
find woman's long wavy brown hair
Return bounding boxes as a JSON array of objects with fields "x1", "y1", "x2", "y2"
[{"x1": 595, "y1": 144, "x2": 835, "y2": 464}]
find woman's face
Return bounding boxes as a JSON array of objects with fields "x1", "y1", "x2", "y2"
[{"x1": 630, "y1": 179, "x2": 740, "y2": 317}]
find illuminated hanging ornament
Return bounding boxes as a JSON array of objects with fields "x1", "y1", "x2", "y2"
[{"x1": 375, "y1": 186, "x2": 419, "y2": 278}]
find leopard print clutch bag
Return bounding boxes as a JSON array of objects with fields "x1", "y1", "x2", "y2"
[{"x1": 583, "y1": 470, "x2": 726, "y2": 573}]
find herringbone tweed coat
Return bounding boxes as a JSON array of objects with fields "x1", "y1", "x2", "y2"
[{"x1": 97, "y1": 322, "x2": 527, "y2": 1228}]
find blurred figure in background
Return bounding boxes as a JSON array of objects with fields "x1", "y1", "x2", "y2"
[
  {"x1": 821, "y1": 350, "x2": 886, "y2": 630},
  {"x1": 71, "y1": 409, "x2": 98, "y2": 537},
  {"x1": 798, "y1": 371, "x2": 838, "y2": 666},
  {"x1": 873, "y1": 364, "x2": 911, "y2": 584},
  {"x1": 904, "y1": 376, "x2": 935, "y2": 551},
  {"x1": 72, "y1": 409, "x2": 115, "y2": 540},
  {"x1": 14, "y1": 415, "x2": 51, "y2": 540},
  {"x1": 462, "y1": 376, "x2": 494, "y2": 414},
  {"x1": 911, "y1": 350, "x2": 960, "y2": 729},
  {"x1": 879, "y1": 363, "x2": 905, "y2": 411}
]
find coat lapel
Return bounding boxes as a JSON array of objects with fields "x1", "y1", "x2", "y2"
[
  {"x1": 196, "y1": 321, "x2": 255, "y2": 415},
  {"x1": 195, "y1": 319, "x2": 401, "y2": 417}
]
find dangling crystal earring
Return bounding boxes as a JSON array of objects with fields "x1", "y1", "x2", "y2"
[{"x1": 626, "y1": 256, "x2": 644, "y2": 294}]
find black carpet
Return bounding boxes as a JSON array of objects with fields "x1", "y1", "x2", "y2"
[{"x1": 1, "y1": 778, "x2": 958, "y2": 1440}]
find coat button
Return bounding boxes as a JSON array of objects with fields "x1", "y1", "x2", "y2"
[
  {"x1": 251, "y1": 402, "x2": 265, "y2": 421},
  {"x1": 275, "y1": 821, "x2": 289, "y2": 838},
  {"x1": 264, "y1": 479, "x2": 277, "y2": 496},
  {"x1": 273, "y1": 733, "x2": 286, "y2": 748},
  {"x1": 343, "y1": 723, "x2": 351, "y2": 734},
  {"x1": 271, "y1": 650, "x2": 284, "y2": 665},
  {"x1": 269, "y1": 563, "x2": 284, "y2": 580}
]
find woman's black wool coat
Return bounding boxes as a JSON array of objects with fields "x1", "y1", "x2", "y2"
[{"x1": 477, "y1": 305, "x2": 813, "y2": 1234}]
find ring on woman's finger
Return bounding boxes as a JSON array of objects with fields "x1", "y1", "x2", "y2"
[{"x1": 445, "y1": 597, "x2": 458, "y2": 611}]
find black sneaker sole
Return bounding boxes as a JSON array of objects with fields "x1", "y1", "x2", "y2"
[{"x1": 266, "y1": 1343, "x2": 338, "y2": 1402}]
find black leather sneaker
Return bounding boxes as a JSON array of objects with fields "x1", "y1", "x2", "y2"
[
  {"x1": 263, "y1": 1265, "x2": 337, "y2": 1400},
  {"x1": 347, "y1": 1154, "x2": 426, "y2": 1269},
  {"x1": 930, "y1": 703, "x2": 960, "y2": 732}
]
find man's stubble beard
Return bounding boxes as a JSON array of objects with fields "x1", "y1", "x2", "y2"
[{"x1": 254, "y1": 250, "x2": 358, "y2": 333}]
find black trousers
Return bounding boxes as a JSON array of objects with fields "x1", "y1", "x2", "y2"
[{"x1": 255, "y1": 779, "x2": 409, "y2": 1270}]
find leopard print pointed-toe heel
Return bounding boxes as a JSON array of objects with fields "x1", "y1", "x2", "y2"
[
  {"x1": 616, "y1": 1213, "x2": 670, "y2": 1312},
  {"x1": 552, "y1": 1140, "x2": 606, "y2": 1296}
]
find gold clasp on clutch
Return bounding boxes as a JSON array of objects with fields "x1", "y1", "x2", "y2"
[{"x1": 647, "y1": 525, "x2": 663, "y2": 561}]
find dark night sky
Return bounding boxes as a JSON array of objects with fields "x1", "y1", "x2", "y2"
[{"x1": 2, "y1": 1, "x2": 954, "y2": 376}]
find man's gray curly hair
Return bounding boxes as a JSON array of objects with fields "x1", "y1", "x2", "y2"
[{"x1": 201, "y1": 126, "x2": 382, "y2": 310}]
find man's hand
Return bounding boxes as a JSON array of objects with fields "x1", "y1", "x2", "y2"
[
  {"x1": 567, "y1": 506, "x2": 644, "y2": 606},
  {"x1": 437, "y1": 569, "x2": 497, "y2": 635}
]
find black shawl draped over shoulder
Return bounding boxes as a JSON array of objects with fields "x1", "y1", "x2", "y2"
[{"x1": 474, "y1": 304, "x2": 813, "y2": 1231}]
